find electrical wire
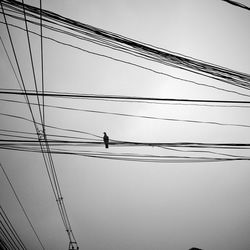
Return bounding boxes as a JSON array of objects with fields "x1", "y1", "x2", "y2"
[
  {"x1": 0, "y1": 206, "x2": 27, "y2": 250},
  {"x1": 21, "y1": 0, "x2": 43, "y2": 127},
  {"x1": 221, "y1": 0, "x2": 250, "y2": 11},
  {"x1": 1, "y1": 89, "x2": 250, "y2": 104},
  {"x1": 1, "y1": 18, "x2": 249, "y2": 99},
  {"x1": 0, "y1": 162, "x2": 45, "y2": 249},
  {"x1": 2, "y1": 98, "x2": 250, "y2": 129},
  {"x1": 1, "y1": 2, "x2": 79, "y2": 248},
  {"x1": 1, "y1": 0, "x2": 250, "y2": 93},
  {"x1": 1, "y1": 145, "x2": 249, "y2": 163}
]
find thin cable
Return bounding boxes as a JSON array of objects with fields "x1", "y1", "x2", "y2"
[
  {"x1": 0, "y1": 162, "x2": 45, "y2": 249},
  {"x1": 1, "y1": 99, "x2": 250, "y2": 129},
  {"x1": 0, "y1": 206, "x2": 27, "y2": 250},
  {"x1": 2, "y1": 95, "x2": 250, "y2": 109},
  {"x1": 40, "y1": 0, "x2": 45, "y2": 131},
  {"x1": 1, "y1": 1, "x2": 250, "y2": 94},
  {"x1": 0, "y1": 224, "x2": 16, "y2": 250},
  {"x1": 1, "y1": 145, "x2": 249, "y2": 163},
  {"x1": 1, "y1": 89, "x2": 250, "y2": 104},
  {"x1": 21, "y1": 0, "x2": 43, "y2": 126},
  {"x1": 0, "y1": 221, "x2": 18, "y2": 250},
  {"x1": 1, "y1": 3, "x2": 79, "y2": 247},
  {"x1": 0, "y1": 236, "x2": 11, "y2": 250},
  {"x1": 221, "y1": 0, "x2": 250, "y2": 11},
  {"x1": 0, "y1": 36, "x2": 22, "y2": 89}
]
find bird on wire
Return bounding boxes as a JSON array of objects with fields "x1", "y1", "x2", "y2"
[{"x1": 103, "y1": 132, "x2": 109, "y2": 148}]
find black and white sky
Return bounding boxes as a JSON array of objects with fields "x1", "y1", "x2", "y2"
[{"x1": 0, "y1": 0, "x2": 250, "y2": 249}]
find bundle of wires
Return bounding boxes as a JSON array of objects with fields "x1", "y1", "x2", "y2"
[{"x1": 1, "y1": 0, "x2": 250, "y2": 91}]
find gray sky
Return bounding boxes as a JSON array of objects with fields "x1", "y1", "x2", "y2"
[{"x1": 1, "y1": 0, "x2": 250, "y2": 249}]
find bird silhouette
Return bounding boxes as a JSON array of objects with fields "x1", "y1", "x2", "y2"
[{"x1": 103, "y1": 132, "x2": 109, "y2": 148}]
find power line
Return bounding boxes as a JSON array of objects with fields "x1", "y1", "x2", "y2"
[
  {"x1": 1, "y1": 20, "x2": 250, "y2": 100},
  {"x1": 1, "y1": 138, "x2": 250, "y2": 149},
  {"x1": 0, "y1": 205, "x2": 27, "y2": 250},
  {"x1": 0, "y1": 220, "x2": 19, "y2": 250},
  {"x1": 2, "y1": 20, "x2": 249, "y2": 100},
  {"x1": 0, "y1": 162, "x2": 45, "y2": 249},
  {"x1": 21, "y1": 0, "x2": 43, "y2": 127},
  {"x1": 221, "y1": 0, "x2": 250, "y2": 11},
  {"x1": 1, "y1": 19, "x2": 249, "y2": 99},
  {"x1": 1, "y1": 2, "x2": 79, "y2": 248},
  {"x1": 3, "y1": 94, "x2": 250, "y2": 110},
  {"x1": 1, "y1": 0, "x2": 250, "y2": 91},
  {"x1": 1, "y1": 145, "x2": 249, "y2": 163},
  {"x1": 40, "y1": 0, "x2": 45, "y2": 130},
  {"x1": 0, "y1": 111, "x2": 101, "y2": 138},
  {"x1": 1, "y1": 89, "x2": 250, "y2": 104},
  {"x1": 2, "y1": 99, "x2": 250, "y2": 129},
  {"x1": 0, "y1": 236, "x2": 11, "y2": 250}
]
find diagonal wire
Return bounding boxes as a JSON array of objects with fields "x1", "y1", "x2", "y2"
[
  {"x1": 0, "y1": 205, "x2": 27, "y2": 250},
  {"x1": 0, "y1": 162, "x2": 45, "y2": 249},
  {"x1": 21, "y1": 0, "x2": 43, "y2": 126},
  {"x1": 39, "y1": 0, "x2": 45, "y2": 132},
  {"x1": 1, "y1": 3, "x2": 74, "y2": 248},
  {"x1": 221, "y1": 0, "x2": 250, "y2": 11},
  {"x1": 2, "y1": 2, "x2": 79, "y2": 248}
]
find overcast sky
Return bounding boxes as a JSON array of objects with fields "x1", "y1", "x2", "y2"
[{"x1": 1, "y1": 0, "x2": 250, "y2": 249}]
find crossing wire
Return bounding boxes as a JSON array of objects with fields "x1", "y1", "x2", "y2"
[
  {"x1": 1, "y1": 89, "x2": 250, "y2": 104},
  {"x1": 0, "y1": 20, "x2": 249, "y2": 99},
  {"x1": 21, "y1": 0, "x2": 43, "y2": 127},
  {"x1": 0, "y1": 18, "x2": 249, "y2": 99},
  {"x1": 1, "y1": 0, "x2": 250, "y2": 92},
  {"x1": 1, "y1": 2, "x2": 79, "y2": 248}
]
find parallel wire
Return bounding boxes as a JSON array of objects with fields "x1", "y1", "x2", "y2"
[
  {"x1": 1, "y1": 3, "x2": 78, "y2": 248},
  {"x1": 1, "y1": 139, "x2": 250, "y2": 149},
  {"x1": 0, "y1": 225, "x2": 15, "y2": 250},
  {"x1": 21, "y1": 0, "x2": 43, "y2": 126},
  {"x1": 0, "y1": 162, "x2": 45, "y2": 249},
  {"x1": 1, "y1": 0, "x2": 250, "y2": 93},
  {"x1": 1, "y1": 89, "x2": 250, "y2": 104},
  {"x1": 1, "y1": 99, "x2": 250, "y2": 129},
  {"x1": 0, "y1": 221, "x2": 18, "y2": 250},
  {"x1": 40, "y1": 0, "x2": 45, "y2": 130},
  {"x1": 3, "y1": 94, "x2": 250, "y2": 109},
  {"x1": 1, "y1": 5, "x2": 46, "y2": 249},
  {"x1": 1, "y1": 145, "x2": 250, "y2": 163},
  {"x1": 0, "y1": 236, "x2": 11, "y2": 250},
  {"x1": 2, "y1": 112, "x2": 250, "y2": 150},
  {"x1": 1, "y1": 18, "x2": 249, "y2": 99},
  {"x1": 24, "y1": 0, "x2": 78, "y2": 246},
  {"x1": 0, "y1": 205, "x2": 27, "y2": 250}
]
